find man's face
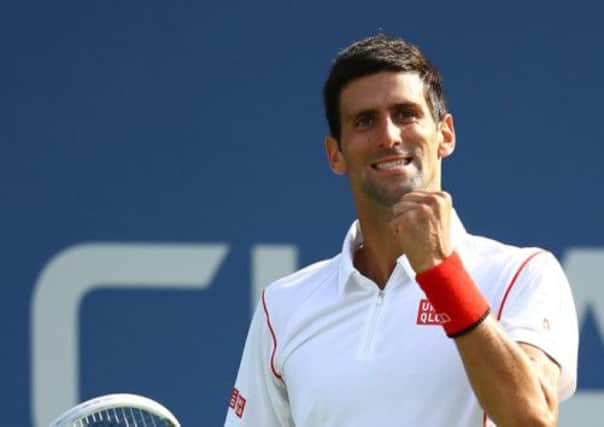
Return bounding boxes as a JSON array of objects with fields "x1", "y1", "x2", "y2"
[{"x1": 325, "y1": 71, "x2": 455, "y2": 208}]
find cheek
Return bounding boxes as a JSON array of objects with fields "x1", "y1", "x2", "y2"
[
  {"x1": 343, "y1": 136, "x2": 371, "y2": 158},
  {"x1": 407, "y1": 126, "x2": 440, "y2": 148},
  {"x1": 402, "y1": 123, "x2": 429, "y2": 139}
]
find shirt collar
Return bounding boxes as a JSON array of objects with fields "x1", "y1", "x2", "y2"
[{"x1": 337, "y1": 209, "x2": 467, "y2": 296}]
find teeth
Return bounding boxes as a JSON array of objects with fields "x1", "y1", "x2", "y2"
[{"x1": 375, "y1": 159, "x2": 408, "y2": 169}]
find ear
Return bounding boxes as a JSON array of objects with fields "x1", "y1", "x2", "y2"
[
  {"x1": 325, "y1": 136, "x2": 347, "y2": 175},
  {"x1": 437, "y1": 113, "x2": 456, "y2": 159}
]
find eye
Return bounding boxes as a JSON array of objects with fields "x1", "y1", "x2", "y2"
[
  {"x1": 394, "y1": 107, "x2": 420, "y2": 123},
  {"x1": 354, "y1": 112, "x2": 374, "y2": 129}
]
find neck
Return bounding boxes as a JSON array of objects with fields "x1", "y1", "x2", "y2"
[{"x1": 354, "y1": 202, "x2": 403, "y2": 288}]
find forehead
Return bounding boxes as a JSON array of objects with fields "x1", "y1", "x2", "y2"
[{"x1": 339, "y1": 71, "x2": 428, "y2": 115}]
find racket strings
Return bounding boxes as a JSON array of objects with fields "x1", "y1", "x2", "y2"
[{"x1": 75, "y1": 406, "x2": 173, "y2": 427}]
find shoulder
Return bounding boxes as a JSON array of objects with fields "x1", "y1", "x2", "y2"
[
  {"x1": 460, "y1": 233, "x2": 556, "y2": 279},
  {"x1": 458, "y1": 233, "x2": 569, "y2": 308},
  {"x1": 261, "y1": 255, "x2": 341, "y2": 326}
]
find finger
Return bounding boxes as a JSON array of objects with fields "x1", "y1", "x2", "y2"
[
  {"x1": 393, "y1": 191, "x2": 451, "y2": 214},
  {"x1": 392, "y1": 199, "x2": 426, "y2": 215},
  {"x1": 392, "y1": 193, "x2": 430, "y2": 213},
  {"x1": 402, "y1": 190, "x2": 451, "y2": 199},
  {"x1": 390, "y1": 204, "x2": 431, "y2": 232}
]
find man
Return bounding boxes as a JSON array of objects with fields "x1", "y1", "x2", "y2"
[{"x1": 224, "y1": 35, "x2": 578, "y2": 427}]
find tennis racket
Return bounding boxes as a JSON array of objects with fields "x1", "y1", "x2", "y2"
[{"x1": 48, "y1": 393, "x2": 181, "y2": 427}]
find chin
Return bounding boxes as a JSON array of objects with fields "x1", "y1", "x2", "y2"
[
  {"x1": 361, "y1": 176, "x2": 425, "y2": 207},
  {"x1": 366, "y1": 187, "x2": 413, "y2": 208}
]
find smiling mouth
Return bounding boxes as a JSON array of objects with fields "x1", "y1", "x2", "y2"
[{"x1": 372, "y1": 158, "x2": 413, "y2": 170}]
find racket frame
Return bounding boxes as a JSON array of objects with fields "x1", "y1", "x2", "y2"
[{"x1": 48, "y1": 393, "x2": 181, "y2": 427}]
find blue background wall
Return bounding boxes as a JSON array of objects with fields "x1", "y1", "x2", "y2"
[{"x1": 2, "y1": 1, "x2": 603, "y2": 425}]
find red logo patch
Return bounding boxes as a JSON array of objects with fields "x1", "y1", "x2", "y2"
[
  {"x1": 229, "y1": 387, "x2": 247, "y2": 418},
  {"x1": 416, "y1": 299, "x2": 451, "y2": 325},
  {"x1": 235, "y1": 394, "x2": 247, "y2": 418}
]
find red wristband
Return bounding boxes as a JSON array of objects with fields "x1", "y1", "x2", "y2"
[{"x1": 415, "y1": 251, "x2": 490, "y2": 338}]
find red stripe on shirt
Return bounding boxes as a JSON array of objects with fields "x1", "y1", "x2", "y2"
[
  {"x1": 496, "y1": 251, "x2": 544, "y2": 320},
  {"x1": 261, "y1": 289, "x2": 283, "y2": 380}
]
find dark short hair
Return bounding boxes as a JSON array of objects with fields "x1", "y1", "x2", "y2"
[{"x1": 323, "y1": 34, "x2": 448, "y2": 142}]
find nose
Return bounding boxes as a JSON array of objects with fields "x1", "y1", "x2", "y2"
[{"x1": 377, "y1": 115, "x2": 402, "y2": 148}]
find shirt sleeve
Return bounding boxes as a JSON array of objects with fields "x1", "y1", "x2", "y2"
[
  {"x1": 224, "y1": 296, "x2": 293, "y2": 426},
  {"x1": 497, "y1": 251, "x2": 579, "y2": 401}
]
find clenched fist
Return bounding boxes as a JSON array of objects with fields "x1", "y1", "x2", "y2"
[{"x1": 390, "y1": 190, "x2": 454, "y2": 274}]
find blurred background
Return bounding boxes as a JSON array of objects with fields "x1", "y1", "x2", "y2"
[{"x1": 2, "y1": 1, "x2": 603, "y2": 425}]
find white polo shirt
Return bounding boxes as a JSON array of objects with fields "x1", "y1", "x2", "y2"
[{"x1": 225, "y1": 212, "x2": 578, "y2": 427}]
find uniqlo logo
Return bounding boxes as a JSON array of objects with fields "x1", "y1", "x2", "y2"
[
  {"x1": 416, "y1": 299, "x2": 451, "y2": 325},
  {"x1": 229, "y1": 387, "x2": 247, "y2": 418}
]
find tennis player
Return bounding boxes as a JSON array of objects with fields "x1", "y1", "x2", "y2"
[{"x1": 225, "y1": 35, "x2": 578, "y2": 427}]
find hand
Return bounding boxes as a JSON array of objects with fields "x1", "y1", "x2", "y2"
[{"x1": 390, "y1": 190, "x2": 453, "y2": 274}]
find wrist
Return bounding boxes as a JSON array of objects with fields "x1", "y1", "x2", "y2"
[
  {"x1": 409, "y1": 251, "x2": 450, "y2": 275},
  {"x1": 415, "y1": 251, "x2": 490, "y2": 337}
]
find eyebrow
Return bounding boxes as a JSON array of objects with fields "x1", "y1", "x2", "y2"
[{"x1": 345, "y1": 101, "x2": 423, "y2": 121}]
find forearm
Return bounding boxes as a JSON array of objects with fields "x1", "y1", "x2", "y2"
[{"x1": 455, "y1": 316, "x2": 557, "y2": 427}]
